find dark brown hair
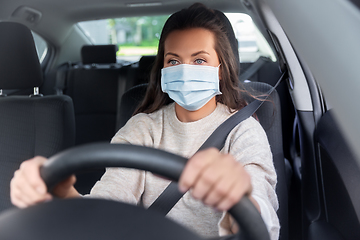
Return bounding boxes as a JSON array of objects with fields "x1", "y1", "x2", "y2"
[{"x1": 134, "y1": 3, "x2": 248, "y2": 115}]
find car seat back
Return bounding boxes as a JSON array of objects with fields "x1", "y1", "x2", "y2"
[
  {"x1": 54, "y1": 49, "x2": 157, "y2": 194},
  {"x1": 56, "y1": 45, "x2": 130, "y2": 194},
  {"x1": 0, "y1": 22, "x2": 75, "y2": 212},
  {"x1": 62, "y1": 45, "x2": 124, "y2": 146}
]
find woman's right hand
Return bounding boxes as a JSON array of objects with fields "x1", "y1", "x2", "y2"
[{"x1": 10, "y1": 156, "x2": 79, "y2": 208}]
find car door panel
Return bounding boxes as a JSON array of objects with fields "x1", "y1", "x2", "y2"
[{"x1": 314, "y1": 110, "x2": 360, "y2": 240}]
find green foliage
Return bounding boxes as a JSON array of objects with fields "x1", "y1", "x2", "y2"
[
  {"x1": 108, "y1": 19, "x2": 116, "y2": 28},
  {"x1": 107, "y1": 15, "x2": 168, "y2": 47},
  {"x1": 118, "y1": 40, "x2": 159, "y2": 47}
]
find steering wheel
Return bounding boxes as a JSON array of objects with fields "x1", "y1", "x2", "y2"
[{"x1": 0, "y1": 143, "x2": 270, "y2": 240}]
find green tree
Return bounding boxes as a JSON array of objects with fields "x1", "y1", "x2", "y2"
[
  {"x1": 108, "y1": 19, "x2": 117, "y2": 44},
  {"x1": 110, "y1": 15, "x2": 169, "y2": 47}
]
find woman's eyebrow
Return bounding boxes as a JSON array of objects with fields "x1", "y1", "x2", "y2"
[
  {"x1": 164, "y1": 51, "x2": 210, "y2": 57},
  {"x1": 191, "y1": 50, "x2": 210, "y2": 56},
  {"x1": 164, "y1": 52, "x2": 179, "y2": 57}
]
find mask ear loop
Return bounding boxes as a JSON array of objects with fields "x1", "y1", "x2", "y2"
[{"x1": 217, "y1": 63, "x2": 222, "y2": 81}]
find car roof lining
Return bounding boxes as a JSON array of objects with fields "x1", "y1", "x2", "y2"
[{"x1": 1, "y1": 0, "x2": 246, "y2": 46}]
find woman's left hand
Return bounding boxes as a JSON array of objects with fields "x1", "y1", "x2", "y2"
[{"x1": 178, "y1": 148, "x2": 253, "y2": 211}]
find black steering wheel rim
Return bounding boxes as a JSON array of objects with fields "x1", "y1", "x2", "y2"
[{"x1": 1, "y1": 143, "x2": 270, "y2": 240}]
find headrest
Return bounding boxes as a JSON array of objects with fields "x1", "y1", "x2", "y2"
[
  {"x1": 81, "y1": 45, "x2": 118, "y2": 64},
  {"x1": 0, "y1": 22, "x2": 43, "y2": 89},
  {"x1": 139, "y1": 55, "x2": 156, "y2": 70},
  {"x1": 214, "y1": 10, "x2": 240, "y2": 71}
]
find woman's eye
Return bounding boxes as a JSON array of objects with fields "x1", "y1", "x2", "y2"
[
  {"x1": 168, "y1": 60, "x2": 178, "y2": 65},
  {"x1": 195, "y1": 59, "x2": 205, "y2": 64}
]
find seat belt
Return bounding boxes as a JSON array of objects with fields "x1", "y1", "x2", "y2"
[
  {"x1": 239, "y1": 56, "x2": 269, "y2": 82},
  {"x1": 148, "y1": 70, "x2": 287, "y2": 216},
  {"x1": 55, "y1": 62, "x2": 72, "y2": 95},
  {"x1": 116, "y1": 69, "x2": 128, "y2": 131}
]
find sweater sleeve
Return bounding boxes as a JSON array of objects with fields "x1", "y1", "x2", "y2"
[
  {"x1": 218, "y1": 117, "x2": 280, "y2": 240},
  {"x1": 86, "y1": 113, "x2": 155, "y2": 205}
]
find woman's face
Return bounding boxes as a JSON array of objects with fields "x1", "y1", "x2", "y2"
[{"x1": 163, "y1": 28, "x2": 220, "y2": 69}]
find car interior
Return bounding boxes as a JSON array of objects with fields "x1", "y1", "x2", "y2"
[{"x1": 0, "y1": 0, "x2": 360, "y2": 240}]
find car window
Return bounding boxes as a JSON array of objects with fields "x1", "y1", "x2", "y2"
[
  {"x1": 77, "y1": 13, "x2": 276, "y2": 63},
  {"x1": 225, "y1": 13, "x2": 276, "y2": 63},
  {"x1": 78, "y1": 15, "x2": 169, "y2": 62},
  {"x1": 31, "y1": 31, "x2": 48, "y2": 63}
]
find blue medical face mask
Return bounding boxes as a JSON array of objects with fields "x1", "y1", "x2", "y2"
[{"x1": 161, "y1": 64, "x2": 222, "y2": 111}]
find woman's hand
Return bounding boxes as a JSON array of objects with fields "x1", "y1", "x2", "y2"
[
  {"x1": 10, "y1": 156, "x2": 79, "y2": 208},
  {"x1": 179, "y1": 148, "x2": 256, "y2": 211}
]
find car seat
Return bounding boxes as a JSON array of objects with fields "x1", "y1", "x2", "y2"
[
  {"x1": 0, "y1": 22, "x2": 75, "y2": 212},
  {"x1": 56, "y1": 45, "x2": 137, "y2": 194},
  {"x1": 62, "y1": 45, "x2": 123, "y2": 146}
]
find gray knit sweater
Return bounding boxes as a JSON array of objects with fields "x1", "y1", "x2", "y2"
[{"x1": 88, "y1": 102, "x2": 280, "y2": 239}]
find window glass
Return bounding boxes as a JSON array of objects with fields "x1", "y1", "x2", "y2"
[
  {"x1": 77, "y1": 13, "x2": 276, "y2": 63},
  {"x1": 31, "y1": 31, "x2": 48, "y2": 63},
  {"x1": 225, "y1": 13, "x2": 276, "y2": 62},
  {"x1": 78, "y1": 15, "x2": 169, "y2": 62}
]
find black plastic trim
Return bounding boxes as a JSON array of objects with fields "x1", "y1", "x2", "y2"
[{"x1": 296, "y1": 110, "x2": 321, "y2": 238}]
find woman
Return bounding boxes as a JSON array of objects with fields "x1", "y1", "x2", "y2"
[{"x1": 10, "y1": 3, "x2": 280, "y2": 239}]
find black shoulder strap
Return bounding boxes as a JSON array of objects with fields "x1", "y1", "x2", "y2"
[
  {"x1": 55, "y1": 62, "x2": 72, "y2": 95},
  {"x1": 116, "y1": 69, "x2": 128, "y2": 131},
  {"x1": 148, "y1": 71, "x2": 287, "y2": 215}
]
